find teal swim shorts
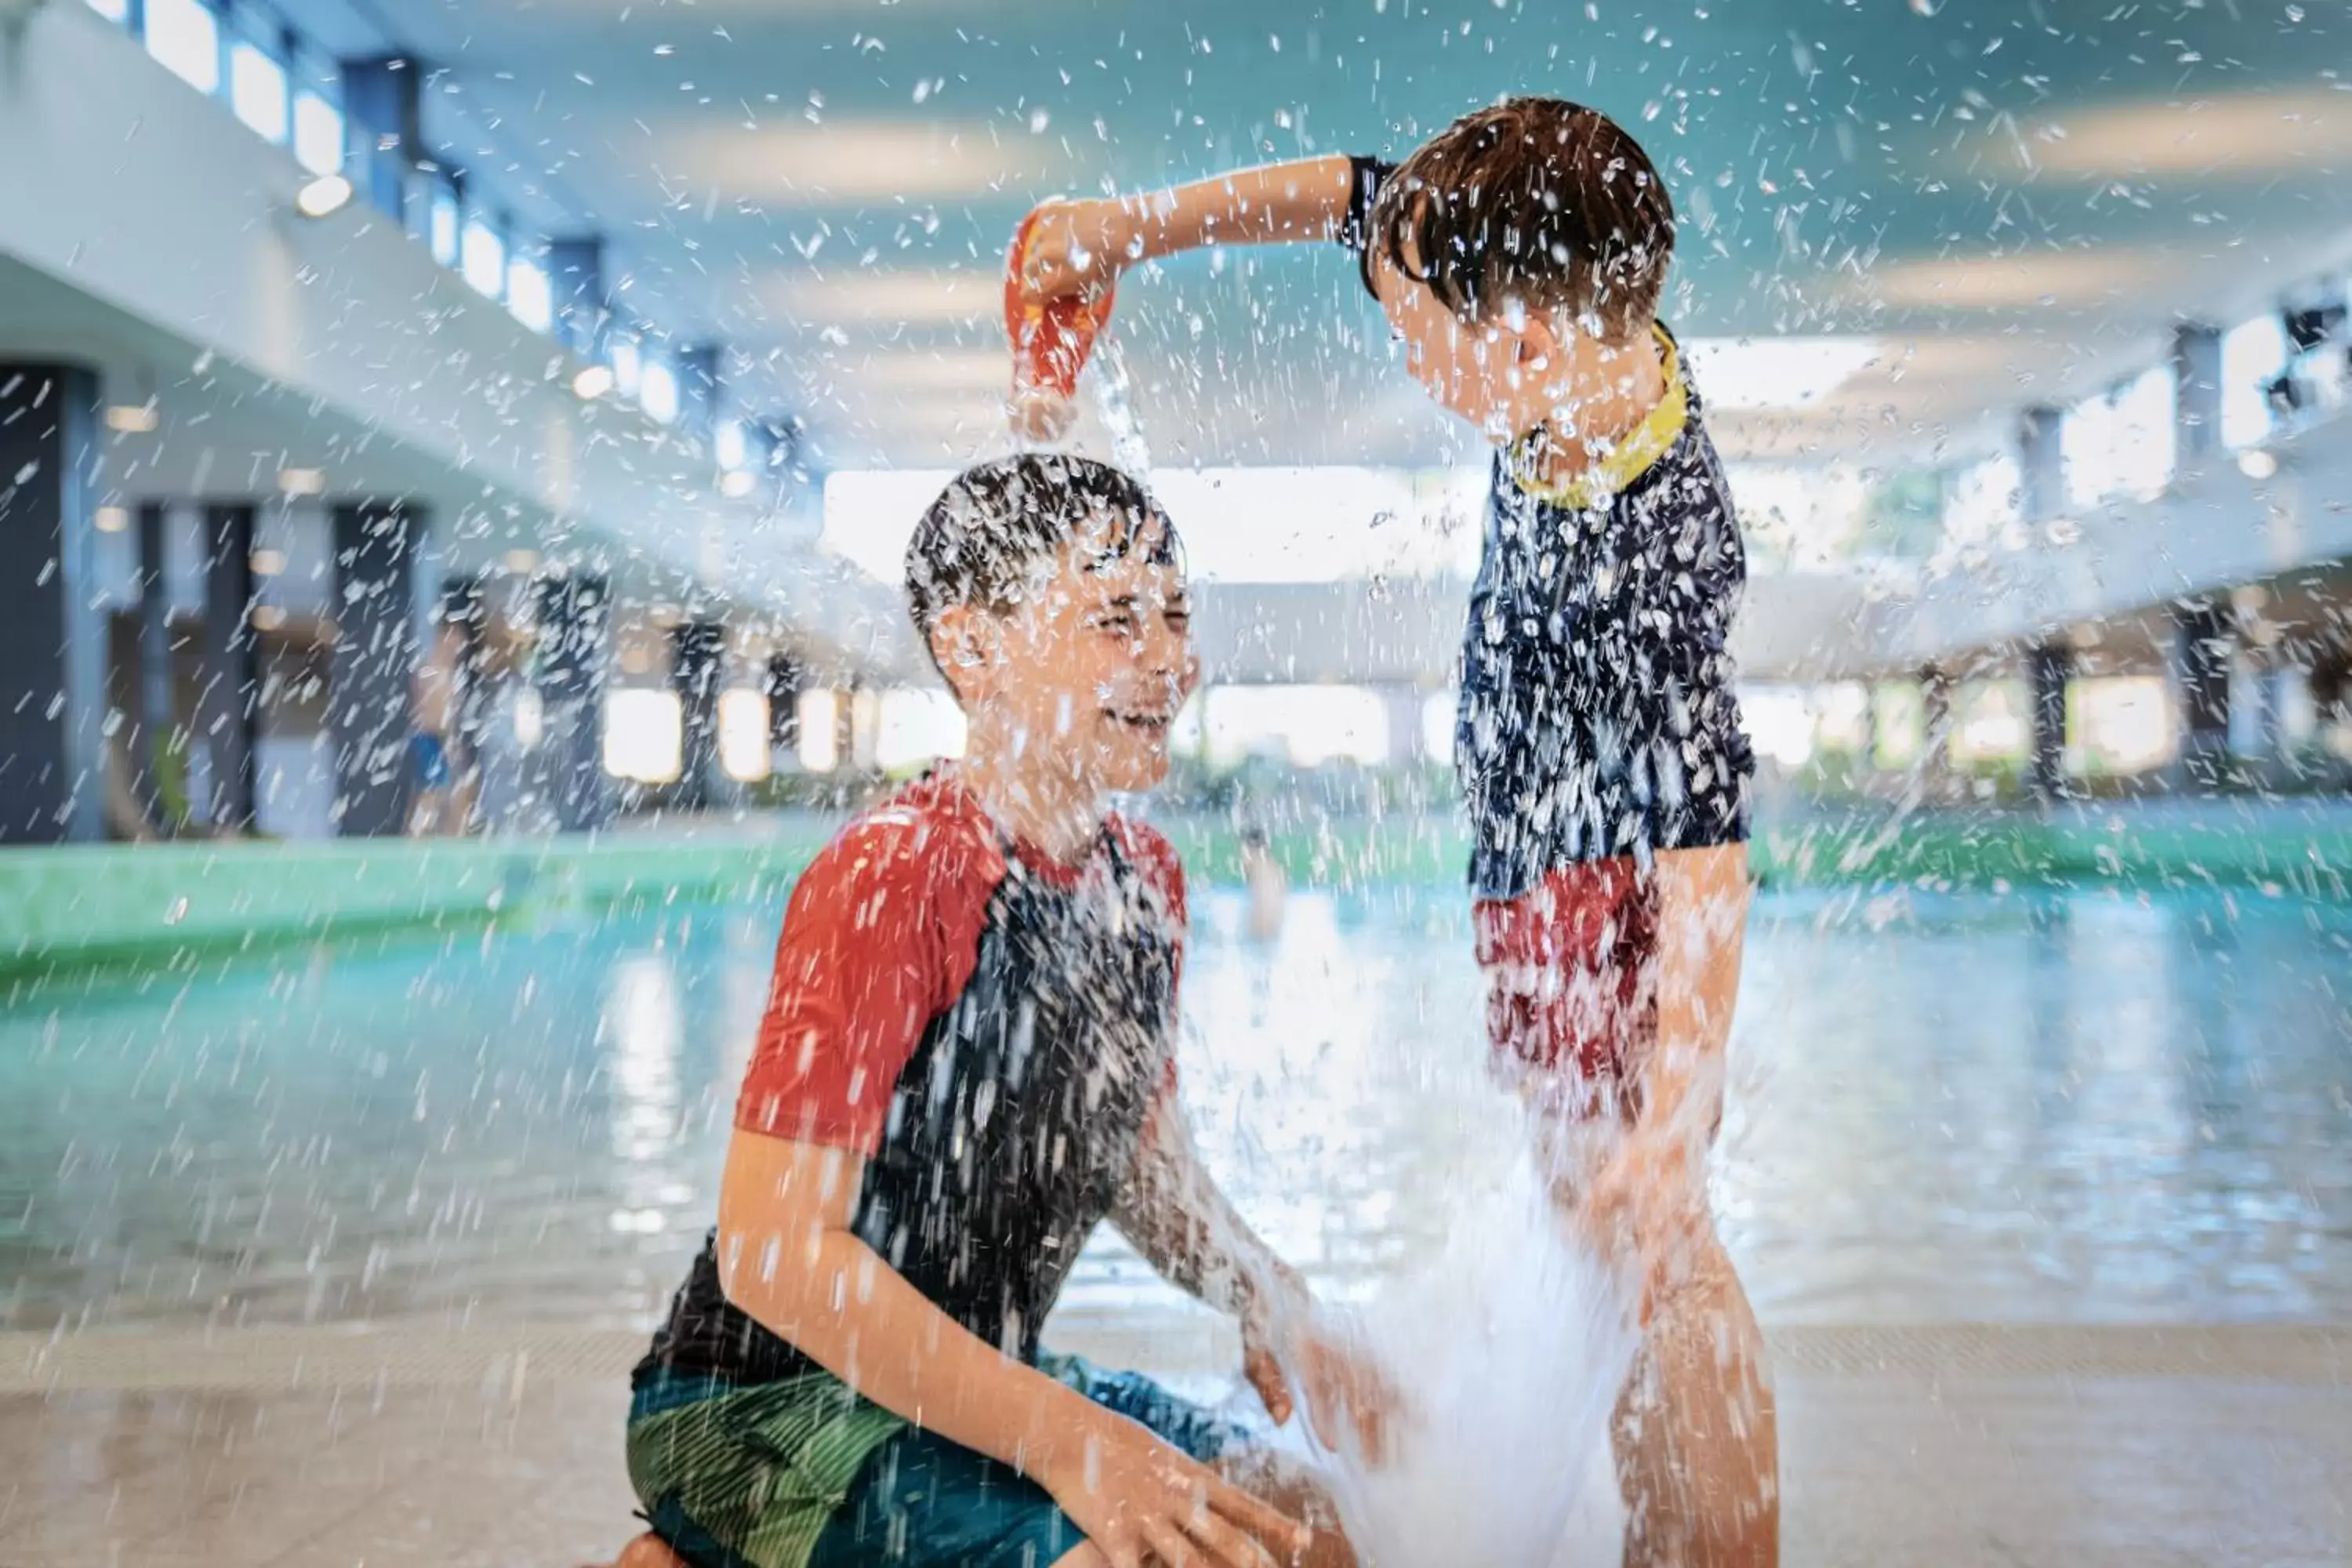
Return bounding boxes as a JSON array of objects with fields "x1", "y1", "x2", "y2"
[{"x1": 626, "y1": 1353, "x2": 1247, "y2": 1568}]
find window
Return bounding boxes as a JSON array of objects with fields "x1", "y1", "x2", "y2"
[
  {"x1": 1740, "y1": 687, "x2": 1819, "y2": 770},
  {"x1": 2060, "y1": 397, "x2": 2107, "y2": 509},
  {"x1": 795, "y1": 690, "x2": 840, "y2": 772},
  {"x1": 511, "y1": 688, "x2": 545, "y2": 750},
  {"x1": 292, "y1": 89, "x2": 342, "y2": 176},
  {"x1": 875, "y1": 689, "x2": 967, "y2": 770},
  {"x1": 1871, "y1": 684, "x2": 1923, "y2": 769},
  {"x1": 639, "y1": 359, "x2": 681, "y2": 425},
  {"x1": 146, "y1": 0, "x2": 223, "y2": 95},
  {"x1": 2222, "y1": 314, "x2": 2290, "y2": 449},
  {"x1": 506, "y1": 254, "x2": 554, "y2": 333},
  {"x1": 427, "y1": 183, "x2": 461, "y2": 267},
  {"x1": 2112, "y1": 365, "x2": 2177, "y2": 502},
  {"x1": 713, "y1": 420, "x2": 750, "y2": 472},
  {"x1": 1942, "y1": 452, "x2": 2022, "y2": 548},
  {"x1": 1716, "y1": 463, "x2": 1871, "y2": 571},
  {"x1": 2063, "y1": 365, "x2": 2175, "y2": 509},
  {"x1": 1951, "y1": 681, "x2": 2029, "y2": 764},
  {"x1": 460, "y1": 213, "x2": 506, "y2": 299},
  {"x1": 2073, "y1": 677, "x2": 2172, "y2": 774},
  {"x1": 228, "y1": 39, "x2": 289, "y2": 143},
  {"x1": 610, "y1": 338, "x2": 643, "y2": 397},
  {"x1": 1200, "y1": 687, "x2": 1388, "y2": 768},
  {"x1": 603, "y1": 690, "x2": 683, "y2": 783},
  {"x1": 717, "y1": 691, "x2": 773, "y2": 782},
  {"x1": 1421, "y1": 692, "x2": 1456, "y2": 768},
  {"x1": 85, "y1": 0, "x2": 132, "y2": 23}
]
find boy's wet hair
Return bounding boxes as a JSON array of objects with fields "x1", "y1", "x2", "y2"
[
  {"x1": 1368, "y1": 96, "x2": 1674, "y2": 341},
  {"x1": 905, "y1": 453, "x2": 1181, "y2": 678}
]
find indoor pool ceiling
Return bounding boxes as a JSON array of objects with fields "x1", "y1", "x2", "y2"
[{"x1": 317, "y1": 0, "x2": 2352, "y2": 470}]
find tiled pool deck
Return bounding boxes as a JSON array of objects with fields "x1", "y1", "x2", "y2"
[{"x1": 4, "y1": 1319, "x2": 2346, "y2": 1566}]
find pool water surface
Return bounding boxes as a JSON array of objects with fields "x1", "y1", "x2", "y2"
[{"x1": 5, "y1": 883, "x2": 2347, "y2": 1335}]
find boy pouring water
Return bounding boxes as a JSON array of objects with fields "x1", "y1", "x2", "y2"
[{"x1": 1018, "y1": 98, "x2": 1777, "y2": 1567}]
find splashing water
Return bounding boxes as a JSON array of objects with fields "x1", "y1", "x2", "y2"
[
  {"x1": 1091, "y1": 334, "x2": 1153, "y2": 477},
  {"x1": 1300, "y1": 1132, "x2": 1639, "y2": 1568}
]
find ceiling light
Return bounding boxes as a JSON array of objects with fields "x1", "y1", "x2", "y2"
[
  {"x1": 1996, "y1": 89, "x2": 2352, "y2": 179},
  {"x1": 656, "y1": 121, "x2": 1066, "y2": 206},
  {"x1": 105, "y1": 402, "x2": 159, "y2": 434},
  {"x1": 1858, "y1": 249, "x2": 2175, "y2": 312},
  {"x1": 1681, "y1": 337, "x2": 1884, "y2": 411},
  {"x1": 293, "y1": 173, "x2": 355, "y2": 220},
  {"x1": 503, "y1": 548, "x2": 541, "y2": 575},
  {"x1": 829, "y1": 349, "x2": 1013, "y2": 393},
  {"x1": 766, "y1": 269, "x2": 996, "y2": 328},
  {"x1": 95, "y1": 506, "x2": 129, "y2": 533},
  {"x1": 572, "y1": 364, "x2": 615, "y2": 401},
  {"x1": 2238, "y1": 448, "x2": 2279, "y2": 480},
  {"x1": 719, "y1": 470, "x2": 757, "y2": 499},
  {"x1": 278, "y1": 467, "x2": 327, "y2": 496},
  {"x1": 249, "y1": 548, "x2": 287, "y2": 576}
]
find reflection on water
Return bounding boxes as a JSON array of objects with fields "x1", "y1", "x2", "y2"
[
  {"x1": 607, "y1": 953, "x2": 685, "y2": 1236},
  {"x1": 2, "y1": 887, "x2": 2347, "y2": 1334}
]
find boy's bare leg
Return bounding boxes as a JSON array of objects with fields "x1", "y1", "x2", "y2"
[
  {"x1": 1613, "y1": 1232, "x2": 1778, "y2": 1568},
  {"x1": 1613, "y1": 844, "x2": 1773, "y2": 1566}
]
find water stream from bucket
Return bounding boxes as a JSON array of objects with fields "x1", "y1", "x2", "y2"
[{"x1": 1090, "y1": 333, "x2": 1153, "y2": 477}]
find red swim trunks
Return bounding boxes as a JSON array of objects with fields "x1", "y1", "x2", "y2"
[{"x1": 1473, "y1": 855, "x2": 1658, "y2": 1116}]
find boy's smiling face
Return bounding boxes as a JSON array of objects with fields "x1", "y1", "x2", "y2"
[{"x1": 932, "y1": 510, "x2": 1198, "y2": 797}]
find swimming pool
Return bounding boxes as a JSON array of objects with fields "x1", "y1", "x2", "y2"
[{"x1": 5, "y1": 882, "x2": 2347, "y2": 1336}]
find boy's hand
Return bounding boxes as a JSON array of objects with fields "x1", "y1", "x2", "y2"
[
  {"x1": 1578, "y1": 1132, "x2": 1706, "y2": 1323},
  {"x1": 1044, "y1": 1414, "x2": 1305, "y2": 1568},
  {"x1": 1242, "y1": 1278, "x2": 1400, "y2": 1464},
  {"x1": 1013, "y1": 198, "x2": 1139, "y2": 305}
]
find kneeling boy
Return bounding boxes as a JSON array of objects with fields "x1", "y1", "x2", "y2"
[{"x1": 613, "y1": 456, "x2": 1370, "y2": 1568}]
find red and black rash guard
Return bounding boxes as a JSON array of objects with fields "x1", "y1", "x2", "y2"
[{"x1": 638, "y1": 770, "x2": 1187, "y2": 1386}]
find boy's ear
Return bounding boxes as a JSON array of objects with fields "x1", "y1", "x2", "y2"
[
  {"x1": 928, "y1": 605, "x2": 1000, "y2": 704},
  {"x1": 1515, "y1": 306, "x2": 1567, "y2": 367}
]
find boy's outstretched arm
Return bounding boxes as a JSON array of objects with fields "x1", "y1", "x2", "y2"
[
  {"x1": 717, "y1": 1127, "x2": 1305, "y2": 1568},
  {"x1": 1015, "y1": 155, "x2": 1359, "y2": 303},
  {"x1": 1113, "y1": 1091, "x2": 1396, "y2": 1459}
]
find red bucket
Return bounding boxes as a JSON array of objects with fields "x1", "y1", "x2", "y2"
[{"x1": 1004, "y1": 206, "x2": 1118, "y2": 408}]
